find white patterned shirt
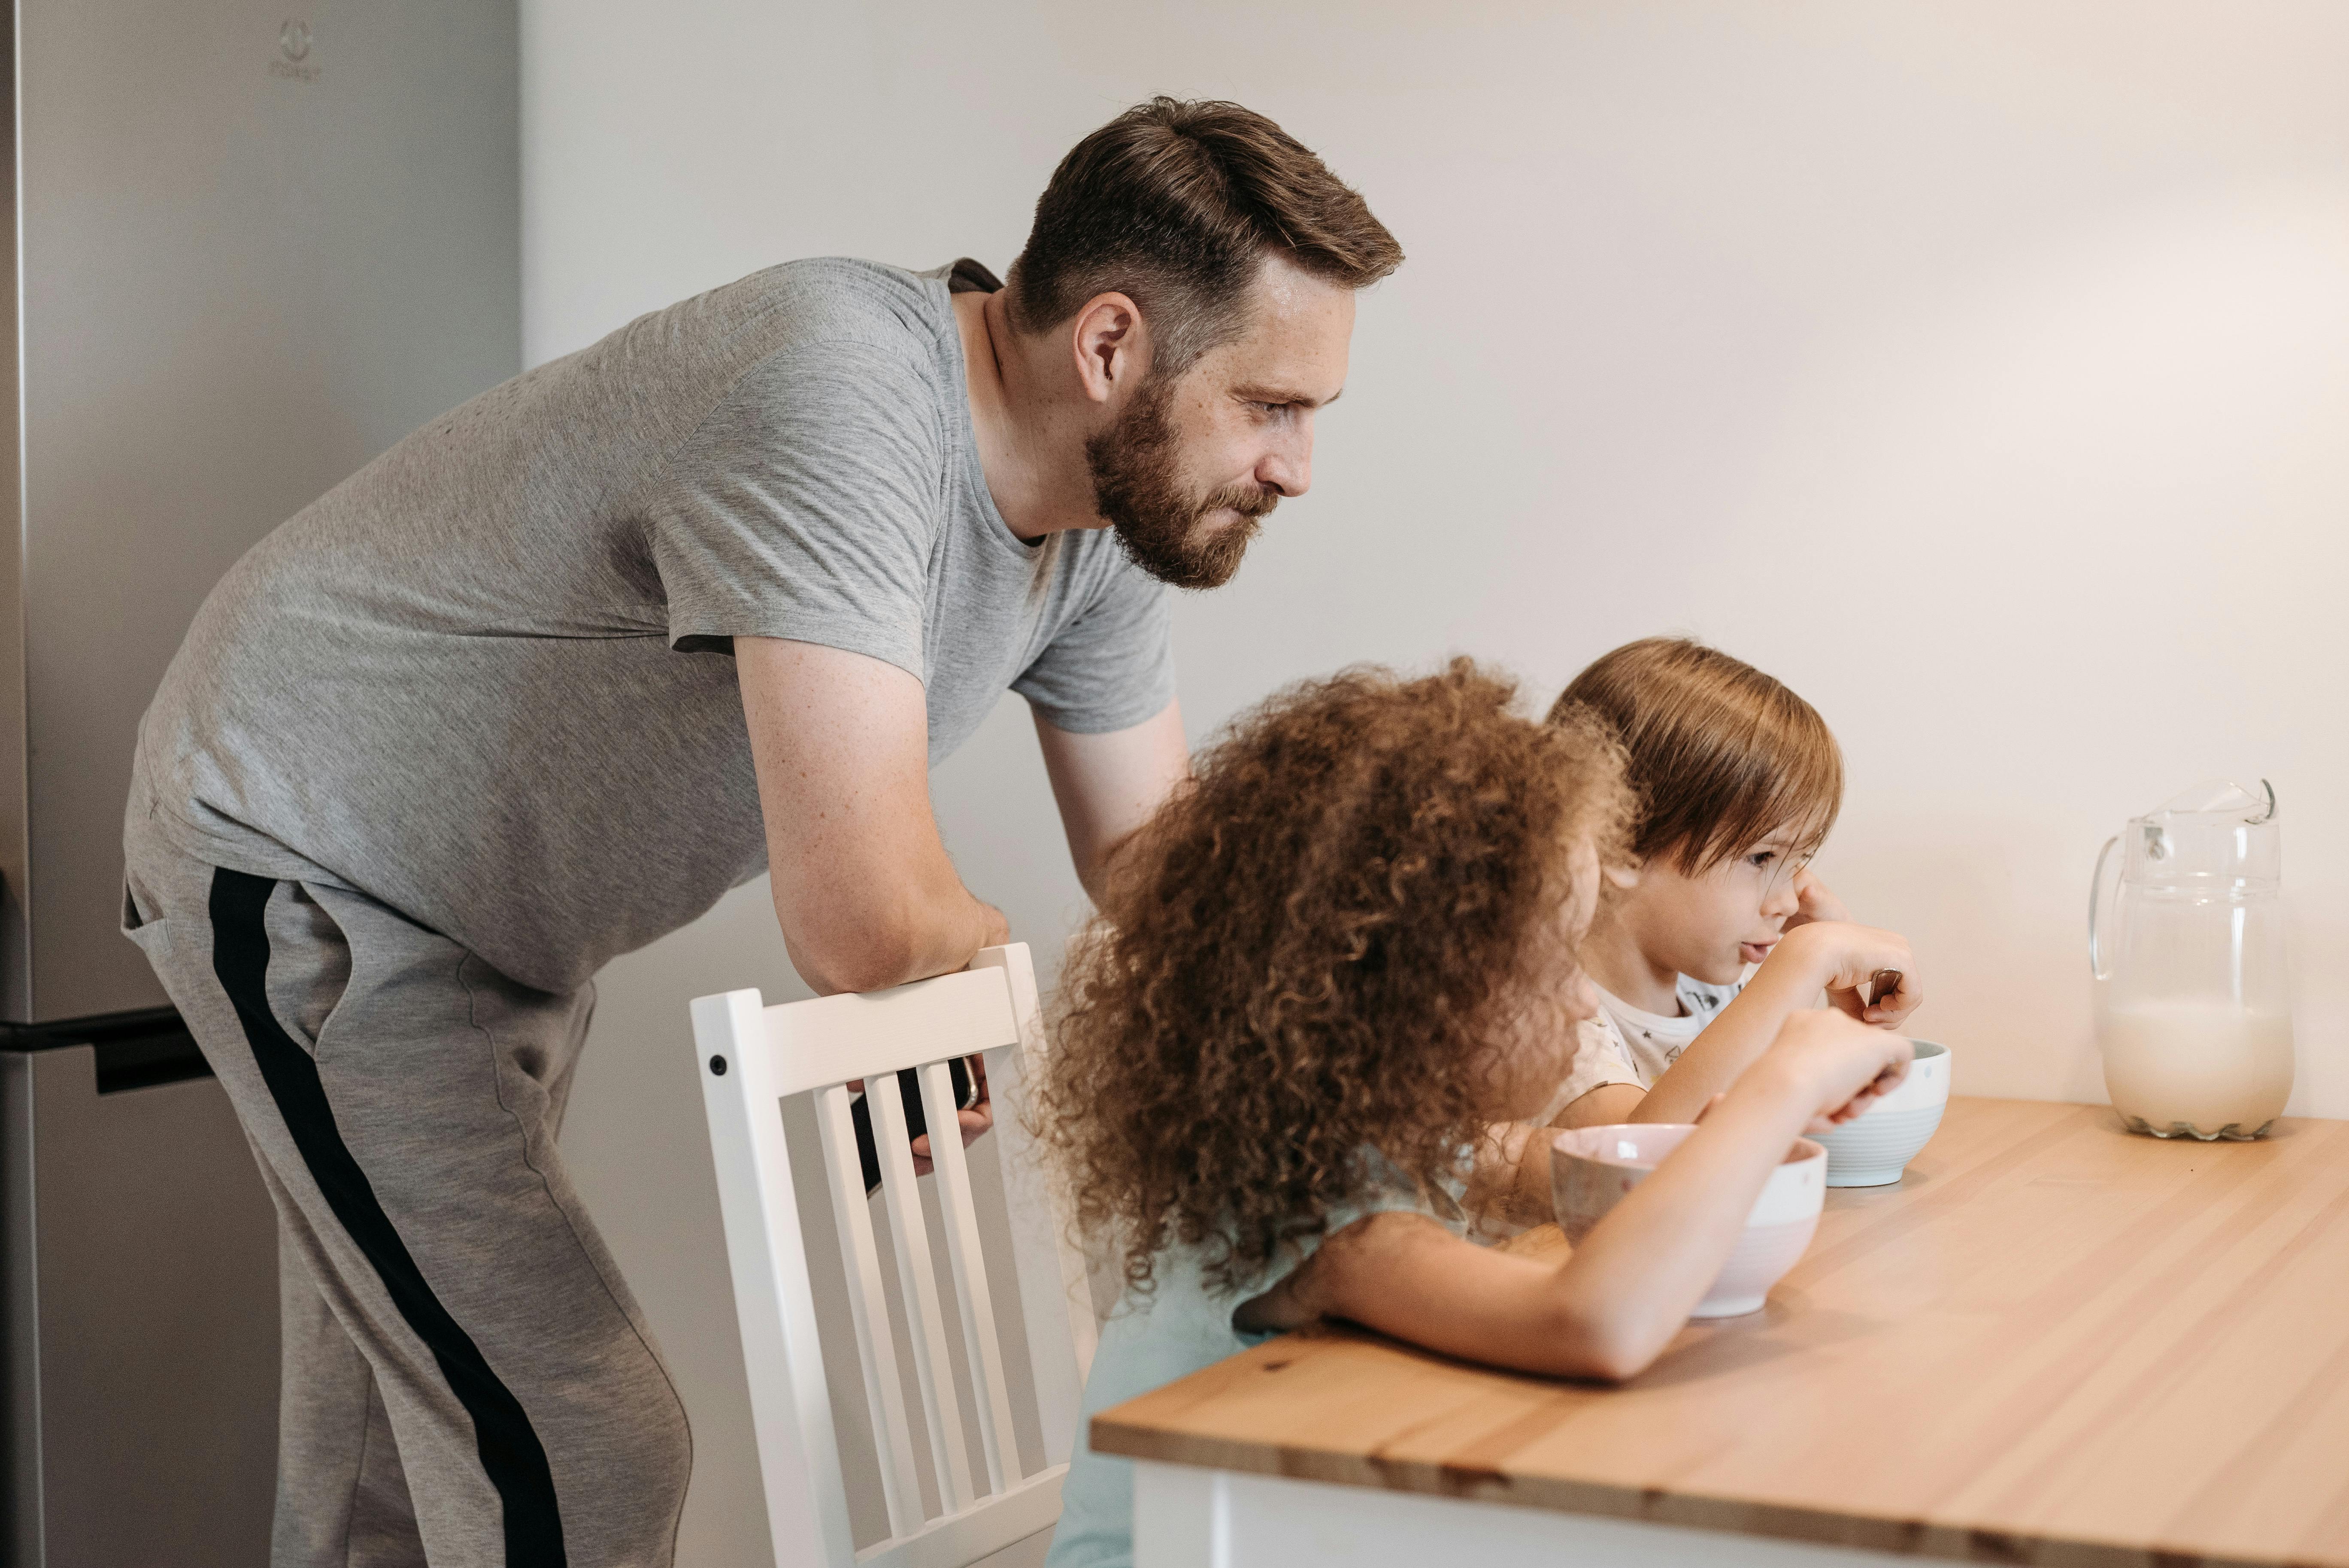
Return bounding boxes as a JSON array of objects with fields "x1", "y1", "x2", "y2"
[{"x1": 1545, "y1": 975, "x2": 1743, "y2": 1120}]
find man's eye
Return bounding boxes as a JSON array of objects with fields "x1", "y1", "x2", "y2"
[{"x1": 1750, "y1": 852, "x2": 1776, "y2": 869}]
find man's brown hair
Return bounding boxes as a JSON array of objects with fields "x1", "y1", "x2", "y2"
[
  {"x1": 1548, "y1": 638, "x2": 1843, "y2": 875},
  {"x1": 1005, "y1": 97, "x2": 1402, "y2": 376}
]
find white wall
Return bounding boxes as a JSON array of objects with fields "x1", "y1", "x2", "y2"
[{"x1": 525, "y1": 4, "x2": 2349, "y2": 1560}]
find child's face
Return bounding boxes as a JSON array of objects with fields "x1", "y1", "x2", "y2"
[{"x1": 1611, "y1": 823, "x2": 1813, "y2": 989}]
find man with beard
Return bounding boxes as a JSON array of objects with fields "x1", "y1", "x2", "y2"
[{"x1": 119, "y1": 97, "x2": 1399, "y2": 1568}]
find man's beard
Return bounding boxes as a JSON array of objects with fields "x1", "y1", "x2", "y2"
[{"x1": 1085, "y1": 378, "x2": 1279, "y2": 590}]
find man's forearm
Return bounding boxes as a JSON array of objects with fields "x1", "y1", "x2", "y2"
[
  {"x1": 739, "y1": 637, "x2": 1014, "y2": 996},
  {"x1": 779, "y1": 884, "x2": 1009, "y2": 996},
  {"x1": 1036, "y1": 704, "x2": 1190, "y2": 907}
]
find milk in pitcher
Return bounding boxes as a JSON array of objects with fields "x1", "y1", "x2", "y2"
[{"x1": 2096, "y1": 1002, "x2": 2293, "y2": 1137}]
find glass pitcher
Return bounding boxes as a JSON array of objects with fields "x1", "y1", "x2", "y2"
[{"x1": 2089, "y1": 780, "x2": 2293, "y2": 1140}]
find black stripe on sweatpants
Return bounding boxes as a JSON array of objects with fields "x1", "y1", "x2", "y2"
[{"x1": 209, "y1": 868, "x2": 566, "y2": 1568}]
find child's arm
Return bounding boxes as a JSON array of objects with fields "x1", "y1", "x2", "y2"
[
  {"x1": 1552, "y1": 1082, "x2": 1644, "y2": 1128},
  {"x1": 1476, "y1": 1118, "x2": 1567, "y2": 1229},
  {"x1": 1546, "y1": 1014, "x2": 1647, "y2": 1130},
  {"x1": 1630, "y1": 920, "x2": 1919, "y2": 1125},
  {"x1": 1244, "y1": 1011, "x2": 1910, "y2": 1381}
]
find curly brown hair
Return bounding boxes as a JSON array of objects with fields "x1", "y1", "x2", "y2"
[{"x1": 1033, "y1": 659, "x2": 1632, "y2": 1298}]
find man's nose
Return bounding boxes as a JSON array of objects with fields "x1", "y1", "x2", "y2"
[
  {"x1": 1761, "y1": 876, "x2": 1801, "y2": 918},
  {"x1": 1258, "y1": 424, "x2": 1313, "y2": 498}
]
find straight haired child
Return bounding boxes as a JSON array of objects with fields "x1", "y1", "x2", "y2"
[
  {"x1": 1036, "y1": 660, "x2": 1911, "y2": 1568},
  {"x1": 1544, "y1": 637, "x2": 1922, "y2": 1129}
]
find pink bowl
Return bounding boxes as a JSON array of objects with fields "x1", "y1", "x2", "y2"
[{"x1": 1550, "y1": 1123, "x2": 1826, "y2": 1319}]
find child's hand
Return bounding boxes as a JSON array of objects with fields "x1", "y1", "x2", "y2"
[
  {"x1": 1772, "y1": 920, "x2": 1922, "y2": 1029},
  {"x1": 1763, "y1": 1010, "x2": 1914, "y2": 1131},
  {"x1": 1231, "y1": 1251, "x2": 1323, "y2": 1336},
  {"x1": 1782, "y1": 866, "x2": 1851, "y2": 930}
]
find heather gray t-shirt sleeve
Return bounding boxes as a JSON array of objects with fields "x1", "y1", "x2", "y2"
[
  {"x1": 1014, "y1": 561, "x2": 1176, "y2": 734},
  {"x1": 649, "y1": 340, "x2": 943, "y2": 678}
]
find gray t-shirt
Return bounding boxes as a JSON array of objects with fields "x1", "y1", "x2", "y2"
[{"x1": 131, "y1": 257, "x2": 1175, "y2": 993}]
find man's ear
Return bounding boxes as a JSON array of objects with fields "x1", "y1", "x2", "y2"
[
  {"x1": 1603, "y1": 856, "x2": 1643, "y2": 893},
  {"x1": 1068, "y1": 291, "x2": 1148, "y2": 404}
]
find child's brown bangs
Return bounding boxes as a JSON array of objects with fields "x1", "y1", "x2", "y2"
[
  {"x1": 1550, "y1": 639, "x2": 1844, "y2": 876},
  {"x1": 1676, "y1": 696, "x2": 1844, "y2": 873}
]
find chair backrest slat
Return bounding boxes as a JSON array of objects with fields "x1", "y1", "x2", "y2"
[
  {"x1": 916, "y1": 1060, "x2": 1022, "y2": 1495},
  {"x1": 867, "y1": 1075, "x2": 976, "y2": 1513},
  {"x1": 695, "y1": 944, "x2": 1090, "y2": 1568},
  {"x1": 968, "y1": 947, "x2": 1095, "y2": 1465},
  {"x1": 813, "y1": 1082, "x2": 924, "y2": 1538}
]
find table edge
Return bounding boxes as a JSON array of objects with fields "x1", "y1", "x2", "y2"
[{"x1": 1092, "y1": 1414, "x2": 2310, "y2": 1568}]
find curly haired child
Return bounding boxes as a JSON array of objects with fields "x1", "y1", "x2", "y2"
[
  {"x1": 1543, "y1": 638, "x2": 1923, "y2": 1129},
  {"x1": 1035, "y1": 658, "x2": 1911, "y2": 1568}
]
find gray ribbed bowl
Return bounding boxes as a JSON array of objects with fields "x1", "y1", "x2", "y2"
[{"x1": 1809, "y1": 1040, "x2": 1951, "y2": 1187}]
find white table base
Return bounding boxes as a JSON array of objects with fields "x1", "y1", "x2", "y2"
[{"x1": 1134, "y1": 1462, "x2": 1928, "y2": 1568}]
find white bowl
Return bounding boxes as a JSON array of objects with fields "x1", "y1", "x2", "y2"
[
  {"x1": 1810, "y1": 1038, "x2": 1950, "y2": 1187},
  {"x1": 1550, "y1": 1123, "x2": 1826, "y2": 1319}
]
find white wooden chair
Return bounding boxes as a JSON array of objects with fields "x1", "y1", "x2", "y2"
[{"x1": 692, "y1": 943, "x2": 1096, "y2": 1568}]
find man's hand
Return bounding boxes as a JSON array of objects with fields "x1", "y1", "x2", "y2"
[
  {"x1": 907, "y1": 1055, "x2": 991, "y2": 1174},
  {"x1": 739, "y1": 637, "x2": 1005, "y2": 995},
  {"x1": 851, "y1": 1055, "x2": 991, "y2": 1180}
]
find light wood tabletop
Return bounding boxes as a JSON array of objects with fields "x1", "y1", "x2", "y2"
[{"x1": 1091, "y1": 1096, "x2": 2349, "y2": 1568}]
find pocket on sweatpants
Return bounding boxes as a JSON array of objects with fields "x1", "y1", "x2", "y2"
[
  {"x1": 279, "y1": 881, "x2": 357, "y2": 1058},
  {"x1": 120, "y1": 878, "x2": 171, "y2": 957}
]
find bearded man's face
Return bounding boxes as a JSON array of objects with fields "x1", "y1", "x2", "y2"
[
  {"x1": 1082, "y1": 256, "x2": 1355, "y2": 590},
  {"x1": 1085, "y1": 378, "x2": 1278, "y2": 590}
]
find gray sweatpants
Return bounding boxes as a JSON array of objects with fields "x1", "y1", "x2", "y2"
[{"x1": 121, "y1": 828, "x2": 691, "y2": 1567}]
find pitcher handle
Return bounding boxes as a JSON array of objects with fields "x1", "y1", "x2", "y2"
[{"x1": 2088, "y1": 834, "x2": 2122, "y2": 980}]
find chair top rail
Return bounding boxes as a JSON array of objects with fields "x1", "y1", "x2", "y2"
[{"x1": 738, "y1": 968, "x2": 1023, "y2": 1099}]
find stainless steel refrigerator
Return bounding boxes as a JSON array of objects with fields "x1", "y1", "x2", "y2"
[{"x1": 0, "y1": 3, "x2": 518, "y2": 1561}]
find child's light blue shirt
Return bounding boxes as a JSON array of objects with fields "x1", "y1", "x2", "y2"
[{"x1": 1043, "y1": 1166, "x2": 1467, "y2": 1568}]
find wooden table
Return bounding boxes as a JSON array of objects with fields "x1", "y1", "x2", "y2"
[{"x1": 1093, "y1": 1097, "x2": 2349, "y2": 1568}]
